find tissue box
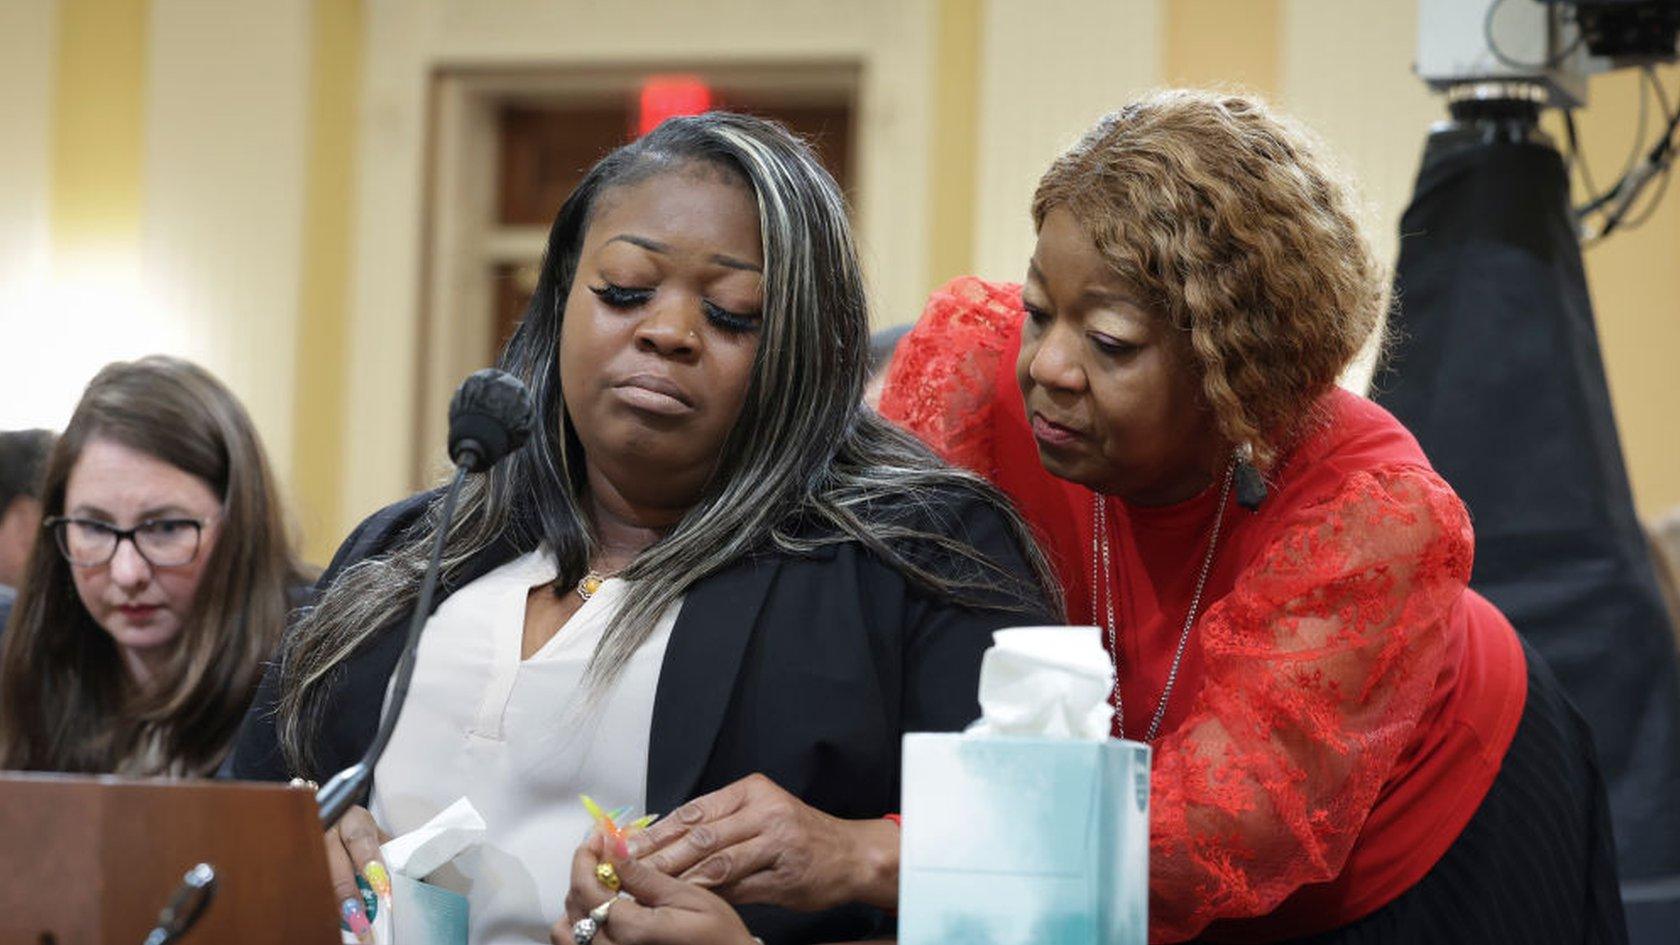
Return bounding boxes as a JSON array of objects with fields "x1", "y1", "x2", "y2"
[
  {"x1": 361, "y1": 875, "x2": 468, "y2": 945},
  {"x1": 390, "y1": 874, "x2": 467, "y2": 945},
  {"x1": 898, "y1": 733, "x2": 1150, "y2": 945}
]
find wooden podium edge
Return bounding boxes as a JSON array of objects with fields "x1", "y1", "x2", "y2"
[{"x1": 0, "y1": 772, "x2": 340, "y2": 945}]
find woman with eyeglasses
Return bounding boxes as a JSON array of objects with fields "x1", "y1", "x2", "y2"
[{"x1": 0, "y1": 355, "x2": 305, "y2": 776}]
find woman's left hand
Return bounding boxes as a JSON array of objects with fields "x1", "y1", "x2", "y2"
[
  {"x1": 557, "y1": 833, "x2": 754, "y2": 945},
  {"x1": 625, "y1": 773, "x2": 900, "y2": 912}
]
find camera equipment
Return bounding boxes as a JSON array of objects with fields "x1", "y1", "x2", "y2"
[{"x1": 1419, "y1": 0, "x2": 1679, "y2": 240}]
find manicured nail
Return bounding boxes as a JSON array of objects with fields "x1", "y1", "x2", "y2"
[
  {"x1": 629, "y1": 813, "x2": 659, "y2": 831},
  {"x1": 340, "y1": 896, "x2": 372, "y2": 940},
  {"x1": 581, "y1": 794, "x2": 608, "y2": 825},
  {"x1": 583, "y1": 795, "x2": 625, "y2": 837},
  {"x1": 362, "y1": 861, "x2": 392, "y2": 898},
  {"x1": 355, "y1": 872, "x2": 379, "y2": 922},
  {"x1": 612, "y1": 833, "x2": 631, "y2": 859}
]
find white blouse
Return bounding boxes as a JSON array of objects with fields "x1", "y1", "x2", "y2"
[{"x1": 371, "y1": 548, "x2": 679, "y2": 945}]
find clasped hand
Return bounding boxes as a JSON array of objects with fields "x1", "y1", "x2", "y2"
[{"x1": 624, "y1": 773, "x2": 899, "y2": 912}]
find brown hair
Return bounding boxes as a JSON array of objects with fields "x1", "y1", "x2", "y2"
[
  {"x1": 0, "y1": 356, "x2": 304, "y2": 775},
  {"x1": 1032, "y1": 89, "x2": 1386, "y2": 467}
]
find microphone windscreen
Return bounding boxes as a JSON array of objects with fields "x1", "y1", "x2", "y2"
[{"x1": 447, "y1": 369, "x2": 534, "y2": 471}]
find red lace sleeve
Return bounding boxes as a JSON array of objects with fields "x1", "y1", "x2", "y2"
[
  {"x1": 1148, "y1": 466, "x2": 1474, "y2": 943},
  {"x1": 877, "y1": 277, "x2": 1024, "y2": 479}
]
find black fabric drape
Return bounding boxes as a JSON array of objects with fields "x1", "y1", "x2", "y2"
[{"x1": 1373, "y1": 129, "x2": 1680, "y2": 900}]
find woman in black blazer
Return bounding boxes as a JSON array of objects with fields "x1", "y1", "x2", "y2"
[{"x1": 225, "y1": 113, "x2": 1055, "y2": 945}]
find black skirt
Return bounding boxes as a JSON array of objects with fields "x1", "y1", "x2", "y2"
[{"x1": 1198, "y1": 641, "x2": 1629, "y2": 945}]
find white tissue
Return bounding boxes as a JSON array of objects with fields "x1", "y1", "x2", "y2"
[
  {"x1": 380, "y1": 797, "x2": 487, "y2": 879},
  {"x1": 964, "y1": 626, "x2": 1115, "y2": 741}
]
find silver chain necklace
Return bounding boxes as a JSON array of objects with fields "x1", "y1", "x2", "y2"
[{"x1": 1093, "y1": 462, "x2": 1235, "y2": 742}]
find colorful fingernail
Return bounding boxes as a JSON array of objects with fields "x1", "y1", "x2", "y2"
[
  {"x1": 612, "y1": 833, "x2": 631, "y2": 859},
  {"x1": 355, "y1": 872, "x2": 380, "y2": 921},
  {"x1": 581, "y1": 794, "x2": 624, "y2": 844},
  {"x1": 581, "y1": 794, "x2": 607, "y2": 823},
  {"x1": 628, "y1": 813, "x2": 659, "y2": 831},
  {"x1": 340, "y1": 896, "x2": 372, "y2": 940},
  {"x1": 362, "y1": 861, "x2": 392, "y2": 898}
]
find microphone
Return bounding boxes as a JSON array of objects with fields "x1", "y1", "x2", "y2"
[
  {"x1": 446, "y1": 368, "x2": 537, "y2": 473},
  {"x1": 139, "y1": 863, "x2": 216, "y2": 945},
  {"x1": 315, "y1": 369, "x2": 533, "y2": 828}
]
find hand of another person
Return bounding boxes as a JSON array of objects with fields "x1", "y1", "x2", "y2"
[
  {"x1": 626, "y1": 773, "x2": 900, "y2": 912},
  {"x1": 324, "y1": 804, "x2": 392, "y2": 943},
  {"x1": 557, "y1": 832, "x2": 756, "y2": 945}
]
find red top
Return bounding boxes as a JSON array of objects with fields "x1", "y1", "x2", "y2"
[{"x1": 879, "y1": 278, "x2": 1528, "y2": 943}]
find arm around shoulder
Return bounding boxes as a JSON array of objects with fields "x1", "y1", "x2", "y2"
[{"x1": 878, "y1": 277, "x2": 1025, "y2": 478}]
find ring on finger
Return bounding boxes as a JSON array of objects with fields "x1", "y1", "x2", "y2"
[
  {"x1": 570, "y1": 916, "x2": 598, "y2": 944},
  {"x1": 594, "y1": 861, "x2": 621, "y2": 893}
]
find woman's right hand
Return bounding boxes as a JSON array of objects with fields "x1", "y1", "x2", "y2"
[
  {"x1": 325, "y1": 804, "x2": 391, "y2": 944},
  {"x1": 557, "y1": 832, "x2": 756, "y2": 945}
]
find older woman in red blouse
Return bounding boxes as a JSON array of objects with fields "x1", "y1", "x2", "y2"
[{"x1": 877, "y1": 91, "x2": 1626, "y2": 943}]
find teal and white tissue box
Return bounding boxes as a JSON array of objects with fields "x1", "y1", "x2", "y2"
[
  {"x1": 385, "y1": 874, "x2": 468, "y2": 945},
  {"x1": 898, "y1": 733, "x2": 1150, "y2": 945}
]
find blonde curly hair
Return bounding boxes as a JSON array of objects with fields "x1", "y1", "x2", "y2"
[{"x1": 1032, "y1": 89, "x2": 1387, "y2": 468}]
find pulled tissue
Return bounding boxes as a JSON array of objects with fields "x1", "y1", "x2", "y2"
[
  {"x1": 381, "y1": 797, "x2": 487, "y2": 879},
  {"x1": 964, "y1": 626, "x2": 1115, "y2": 740}
]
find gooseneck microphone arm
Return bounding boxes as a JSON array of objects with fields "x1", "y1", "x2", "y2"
[
  {"x1": 142, "y1": 370, "x2": 531, "y2": 944},
  {"x1": 315, "y1": 461, "x2": 469, "y2": 829},
  {"x1": 315, "y1": 368, "x2": 532, "y2": 829}
]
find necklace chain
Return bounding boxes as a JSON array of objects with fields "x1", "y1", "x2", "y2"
[{"x1": 1094, "y1": 462, "x2": 1235, "y2": 742}]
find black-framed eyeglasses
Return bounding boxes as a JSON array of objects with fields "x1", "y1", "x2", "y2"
[{"x1": 43, "y1": 516, "x2": 208, "y2": 569}]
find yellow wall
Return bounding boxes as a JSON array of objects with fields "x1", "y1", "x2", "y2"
[
  {"x1": 51, "y1": 0, "x2": 147, "y2": 266},
  {"x1": 926, "y1": 0, "x2": 983, "y2": 289},
  {"x1": 293, "y1": 0, "x2": 362, "y2": 565},
  {"x1": 9, "y1": 0, "x2": 182, "y2": 434},
  {"x1": 1165, "y1": 0, "x2": 1281, "y2": 97},
  {"x1": 1567, "y1": 71, "x2": 1680, "y2": 517},
  {"x1": 0, "y1": 1, "x2": 57, "y2": 372}
]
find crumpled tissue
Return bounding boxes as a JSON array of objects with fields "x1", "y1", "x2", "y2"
[
  {"x1": 381, "y1": 797, "x2": 486, "y2": 881},
  {"x1": 964, "y1": 625, "x2": 1114, "y2": 740}
]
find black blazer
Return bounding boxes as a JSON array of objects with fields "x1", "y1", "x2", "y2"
[{"x1": 225, "y1": 486, "x2": 1052, "y2": 944}]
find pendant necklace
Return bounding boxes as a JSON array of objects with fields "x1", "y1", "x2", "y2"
[
  {"x1": 574, "y1": 567, "x2": 622, "y2": 601},
  {"x1": 1092, "y1": 462, "x2": 1235, "y2": 742}
]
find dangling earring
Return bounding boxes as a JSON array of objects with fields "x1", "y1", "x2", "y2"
[{"x1": 1234, "y1": 441, "x2": 1267, "y2": 511}]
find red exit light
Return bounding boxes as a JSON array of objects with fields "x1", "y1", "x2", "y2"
[{"x1": 637, "y1": 75, "x2": 713, "y2": 136}]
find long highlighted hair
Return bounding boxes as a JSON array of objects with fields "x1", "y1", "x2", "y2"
[{"x1": 276, "y1": 112, "x2": 1059, "y2": 777}]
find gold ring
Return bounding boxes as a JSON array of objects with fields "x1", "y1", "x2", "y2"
[
  {"x1": 588, "y1": 895, "x2": 618, "y2": 925},
  {"x1": 594, "y1": 861, "x2": 620, "y2": 893}
]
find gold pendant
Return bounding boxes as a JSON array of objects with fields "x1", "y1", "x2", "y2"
[{"x1": 576, "y1": 571, "x2": 605, "y2": 601}]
